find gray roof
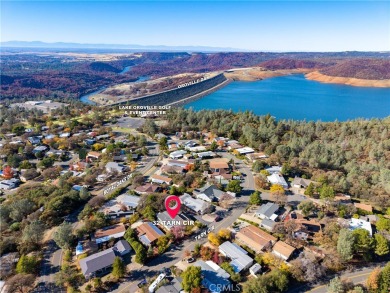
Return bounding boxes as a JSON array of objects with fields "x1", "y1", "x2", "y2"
[
  {"x1": 292, "y1": 177, "x2": 313, "y2": 188},
  {"x1": 157, "y1": 211, "x2": 187, "y2": 229},
  {"x1": 156, "y1": 277, "x2": 183, "y2": 293},
  {"x1": 256, "y1": 202, "x2": 280, "y2": 218},
  {"x1": 79, "y1": 248, "x2": 117, "y2": 276},
  {"x1": 260, "y1": 218, "x2": 277, "y2": 230},
  {"x1": 194, "y1": 260, "x2": 231, "y2": 292},
  {"x1": 180, "y1": 193, "x2": 211, "y2": 214},
  {"x1": 114, "y1": 240, "x2": 131, "y2": 254},
  {"x1": 219, "y1": 241, "x2": 253, "y2": 273},
  {"x1": 117, "y1": 194, "x2": 140, "y2": 208},
  {"x1": 194, "y1": 184, "x2": 225, "y2": 201}
]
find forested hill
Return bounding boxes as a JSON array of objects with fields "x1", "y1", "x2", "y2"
[{"x1": 163, "y1": 108, "x2": 390, "y2": 207}]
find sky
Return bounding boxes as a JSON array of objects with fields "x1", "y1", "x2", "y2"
[{"x1": 1, "y1": 0, "x2": 390, "y2": 51}]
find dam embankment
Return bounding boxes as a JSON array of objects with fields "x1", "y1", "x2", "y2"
[{"x1": 111, "y1": 73, "x2": 228, "y2": 107}]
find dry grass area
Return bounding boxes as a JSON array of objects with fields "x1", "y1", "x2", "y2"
[
  {"x1": 306, "y1": 71, "x2": 390, "y2": 88},
  {"x1": 224, "y1": 67, "x2": 310, "y2": 81}
]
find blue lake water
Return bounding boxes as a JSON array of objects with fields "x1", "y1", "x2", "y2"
[{"x1": 184, "y1": 74, "x2": 390, "y2": 121}]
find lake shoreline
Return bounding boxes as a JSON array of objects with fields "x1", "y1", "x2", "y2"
[{"x1": 305, "y1": 71, "x2": 390, "y2": 88}]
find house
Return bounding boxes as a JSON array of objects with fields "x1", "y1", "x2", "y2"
[
  {"x1": 32, "y1": 145, "x2": 48, "y2": 154},
  {"x1": 272, "y1": 241, "x2": 296, "y2": 261},
  {"x1": 161, "y1": 165, "x2": 185, "y2": 174},
  {"x1": 117, "y1": 194, "x2": 140, "y2": 210},
  {"x1": 235, "y1": 147, "x2": 254, "y2": 155},
  {"x1": 135, "y1": 183, "x2": 162, "y2": 194},
  {"x1": 360, "y1": 215, "x2": 379, "y2": 224},
  {"x1": 0, "y1": 178, "x2": 19, "y2": 190},
  {"x1": 85, "y1": 139, "x2": 96, "y2": 146},
  {"x1": 101, "y1": 194, "x2": 140, "y2": 218},
  {"x1": 96, "y1": 134, "x2": 110, "y2": 140},
  {"x1": 59, "y1": 132, "x2": 70, "y2": 138},
  {"x1": 114, "y1": 240, "x2": 132, "y2": 256},
  {"x1": 151, "y1": 174, "x2": 172, "y2": 185},
  {"x1": 249, "y1": 263, "x2": 262, "y2": 276},
  {"x1": 156, "y1": 277, "x2": 183, "y2": 293},
  {"x1": 79, "y1": 247, "x2": 118, "y2": 279},
  {"x1": 194, "y1": 260, "x2": 231, "y2": 293},
  {"x1": 294, "y1": 219, "x2": 322, "y2": 235},
  {"x1": 28, "y1": 136, "x2": 41, "y2": 145},
  {"x1": 255, "y1": 203, "x2": 280, "y2": 220},
  {"x1": 113, "y1": 155, "x2": 127, "y2": 162},
  {"x1": 267, "y1": 173, "x2": 288, "y2": 189},
  {"x1": 169, "y1": 150, "x2": 187, "y2": 159},
  {"x1": 180, "y1": 193, "x2": 213, "y2": 215},
  {"x1": 166, "y1": 160, "x2": 188, "y2": 168},
  {"x1": 188, "y1": 146, "x2": 206, "y2": 152},
  {"x1": 219, "y1": 241, "x2": 253, "y2": 273},
  {"x1": 193, "y1": 184, "x2": 235, "y2": 202},
  {"x1": 184, "y1": 140, "x2": 198, "y2": 149},
  {"x1": 354, "y1": 203, "x2": 373, "y2": 213},
  {"x1": 260, "y1": 218, "x2": 277, "y2": 232},
  {"x1": 105, "y1": 162, "x2": 127, "y2": 173},
  {"x1": 227, "y1": 143, "x2": 243, "y2": 151},
  {"x1": 157, "y1": 211, "x2": 188, "y2": 230},
  {"x1": 197, "y1": 151, "x2": 216, "y2": 159},
  {"x1": 94, "y1": 223, "x2": 126, "y2": 244},
  {"x1": 291, "y1": 177, "x2": 316, "y2": 189},
  {"x1": 246, "y1": 152, "x2": 268, "y2": 161},
  {"x1": 209, "y1": 161, "x2": 230, "y2": 176},
  {"x1": 75, "y1": 240, "x2": 98, "y2": 256},
  {"x1": 235, "y1": 225, "x2": 277, "y2": 253},
  {"x1": 349, "y1": 218, "x2": 373, "y2": 236},
  {"x1": 70, "y1": 161, "x2": 89, "y2": 172},
  {"x1": 265, "y1": 166, "x2": 282, "y2": 174},
  {"x1": 87, "y1": 151, "x2": 102, "y2": 161},
  {"x1": 136, "y1": 222, "x2": 165, "y2": 246}
]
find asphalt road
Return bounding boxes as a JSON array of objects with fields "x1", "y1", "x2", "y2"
[
  {"x1": 109, "y1": 151, "x2": 255, "y2": 293},
  {"x1": 33, "y1": 132, "x2": 158, "y2": 293}
]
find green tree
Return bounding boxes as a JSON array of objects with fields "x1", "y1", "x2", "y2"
[
  {"x1": 22, "y1": 220, "x2": 45, "y2": 246},
  {"x1": 39, "y1": 157, "x2": 54, "y2": 168},
  {"x1": 181, "y1": 266, "x2": 202, "y2": 292},
  {"x1": 53, "y1": 222, "x2": 74, "y2": 250},
  {"x1": 379, "y1": 262, "x2": 390, "y2": 293},
  {"x1": 337, "y1": 229, "x2": 355, "y2": 261},
  {"x1": 158, "y1": 137, "x2": 168, "y2": 150},
  {"x1": 374, "y1": 234, "x2": 389, "y2": 256},
  {"x1": 353, "y1": 228, "x2": 375, "y2": 260},
  {"x1": 112, "y1": 257, "x2": 126, "y2": 279},
  {"x1": 79, "y1": 187, "x2": 90, "y2": 201},
  {"x1": 78, "y1": 148, "x2": 87, "y2": 160},
  {"x1": 320, "y1": 184, "x2": 335, "y2": 200},
  {"x1": 327, "y1": 277, "x2": 344, "y2": 293},
  {"x1": 298, "y1": 200, "x2": 316, "y2": 216},
  {"x1": 226, "y1": 180, "x2": 243, "y2": 194},
  {"x1": 209, "y1": 141, "x2": 218, "y2": 151},
  {"x1": 376, "y1": 216, "x2": 390, "y2": 232},
  {"x1": 156, "y1": 236, "x2": 170, "y2": 254},
  {"x1": 12, "y1": 124, "x2": 25, "y2": 135},
  {"x1": 304, "y1": 182, "x2": 316, "y2": 197},
  {"x1": 249, "y1": 190, "x2": 262, "y2": 205},
  {"x1": 16, "y1": 255, "x2": 39, "y2": 274}
]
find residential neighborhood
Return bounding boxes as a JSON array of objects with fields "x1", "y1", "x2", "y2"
[{"x1": 0, "y1": 105, "x2": 389, "y2": 293}]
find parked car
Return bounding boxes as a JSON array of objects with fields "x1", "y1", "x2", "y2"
[{"x1": 187, "y1": 257, "x2": 195, "y2": 263}]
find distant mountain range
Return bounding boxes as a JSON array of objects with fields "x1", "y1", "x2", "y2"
[{"x1": 0, "y1": 41, "x2": 246, "y2": 52}]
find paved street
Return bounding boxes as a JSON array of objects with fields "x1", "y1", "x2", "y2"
[{"x1": 109, "y1": 151, "x2": 255, "y2": 293}]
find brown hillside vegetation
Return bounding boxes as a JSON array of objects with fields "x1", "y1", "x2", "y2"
[{"x1": 319, "y1": 59, "x2": 390, "y2": 80}]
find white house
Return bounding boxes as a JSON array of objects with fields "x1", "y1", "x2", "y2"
[
  {"x1": 235, "y1": 147, "x2": 254, "y2": 155},
  {"x1": 218, "y1": 241, "x2": 253, "y2": 273},
  {"x1": 169, "y1": 150, "x2": 187, "y2": 159},
  {"x1": 349, "y1": 218, "x2": 373, "y2": 236},
  {"x1": 267, "y1": 173, "x2": 288, "y2": 189}
]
